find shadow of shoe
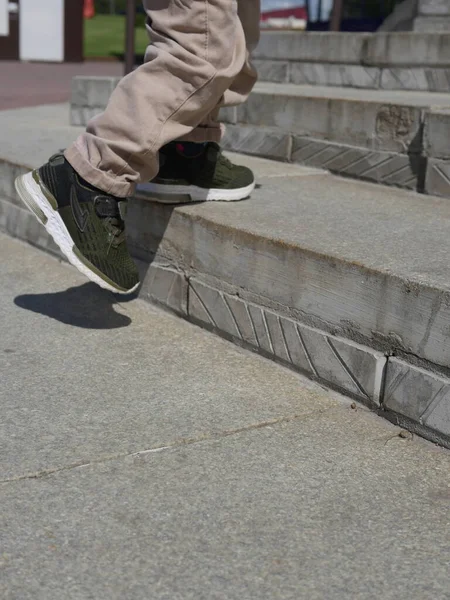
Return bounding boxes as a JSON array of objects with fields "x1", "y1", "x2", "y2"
[{"x1": 14, "y1": 282, "x2": 133, "y2": 330}]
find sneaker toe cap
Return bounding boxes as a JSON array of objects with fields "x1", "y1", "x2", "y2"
[{"x1": 228, "y1": 166, "x2": 255, "y2": 189}]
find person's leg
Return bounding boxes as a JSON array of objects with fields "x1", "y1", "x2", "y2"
[
  {"x1": 15, "y1": 0, "x2": 248, "y2": 293},
  {"x1": 143, "y1": 0, "x2": 261, "y2": 203},
  {"x1": 183, "y1": 0, "x2": 261, "y2": 142},
  {"x1": 67, "y1": 0, "x2": 249, "y2": 197}
]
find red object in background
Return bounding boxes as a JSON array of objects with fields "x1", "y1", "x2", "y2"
[
  {"x1": 260, "y1": 7, "x2": 307, "y2": 21},
  {"x1": 84, "y1": 0, "x2": 95, "y2": 19}
]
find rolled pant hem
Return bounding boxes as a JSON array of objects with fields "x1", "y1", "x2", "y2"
[{"x1": 65, "y1": 144, "x2": 134, "y2": 198}]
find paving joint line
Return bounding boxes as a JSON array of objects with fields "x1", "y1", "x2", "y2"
[{"x1": 0, "y1": 406, "x2": 337, "y2": 485}]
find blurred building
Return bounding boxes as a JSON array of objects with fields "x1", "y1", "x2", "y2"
[{"x1": 0, "y1": 0, "x2": 83, "y2": 61}]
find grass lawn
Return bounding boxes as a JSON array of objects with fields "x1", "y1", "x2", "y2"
[{"x1": 84, "y1": 14, "x2": 148, "y2": 59}]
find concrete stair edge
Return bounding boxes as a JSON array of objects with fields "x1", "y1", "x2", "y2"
[
  {"x1": 254, "y1": 59, "x2": 450, "y2": 94},
  {"x1": 1, "y1": 152, "x2": 450, "y2": 448},
  {"x1": 254, "y1": 31, "x2": 450, "y2": 67},
  {"x1": 252, "y1": 31, "x2": 450, "y2": 92},
  {"x1": 70, "y1": 76, "x2": 450, "y2": 198}
]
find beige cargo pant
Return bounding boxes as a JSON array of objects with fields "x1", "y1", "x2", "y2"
[{"x1": 66, "y1": 0, "x2": 260, "y2": 198}]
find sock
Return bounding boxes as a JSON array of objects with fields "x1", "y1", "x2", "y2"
[{"x1": 175, "y1": 142, "x2": 207, "y2": 158}]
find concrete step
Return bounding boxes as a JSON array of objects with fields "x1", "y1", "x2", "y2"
[
  {"x1": 1, "y1": 103, "x2": 450, "y2": 447},
  {"x1": 222, "y1": 82, "x2": 450, "y2": 196},
  {"x1": 70, "y1": 75, "x2": 450, "y2": 196},
  {"x1": 415, "y1": 16, "x2": 450, "y2": 31},
  {"x1": 253, "y1": 31, "x2": 450, "y2": 92},
  {"x1": 415, "y1": 0, "x2": 450, "y2": 31}
]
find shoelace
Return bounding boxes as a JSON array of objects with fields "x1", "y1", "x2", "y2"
[
  {"x1": 95, "y1": 197, "x2": 127, "y2": 252},
  {"x1": 106, "y1": 216, "x2": 126, "y2": 248}
]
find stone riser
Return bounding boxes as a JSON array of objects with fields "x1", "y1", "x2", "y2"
[
  {"x1": 254, "y1": 31, "x2": 450, "y2": 67},
  {"x1": 414, "y1": 17, "x2": 450, "y2": 32},
  {"x1": 237, "y1": 90, "x2": 427, "y2": 155},
  {"x1": 1, "y1": 155, "x2": 450, "y2": 447},
  {"x1": 222, "y1": 123, "x2": 450, "y2": 199},
  {"x1": 255, "y1": 60, "x2": 450, "y2": 93},
  {"x1": 254, "y1": 31, "x2": 450, "y2": 90},
  {"x1": 224, "y1": 88, "x2": 450, "y2": 198},
  {"x1": 222, "y1": 125, "x2": 424, "y2": 192}
]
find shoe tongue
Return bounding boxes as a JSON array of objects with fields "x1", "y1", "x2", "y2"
[{"x1": 94, "y1": 196, "x2": 124, "y2": 219}]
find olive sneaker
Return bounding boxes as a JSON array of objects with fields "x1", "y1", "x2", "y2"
[
  {"x1": 15, "y1": 154, "x2": 140, "y2": 294},
  {"x1": 137, "y1": 142, "x2": 255, "y2": 203}
]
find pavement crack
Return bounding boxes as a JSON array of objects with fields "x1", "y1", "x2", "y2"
[{"x1": 0, "y1": 407, "x2": 334, "y2": 485}]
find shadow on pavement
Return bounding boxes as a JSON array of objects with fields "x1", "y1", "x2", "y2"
[{"x1": 14, "y1": 282, "x2": 134, "y2": 329}]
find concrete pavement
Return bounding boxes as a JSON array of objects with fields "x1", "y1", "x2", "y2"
[
  {"x1": 1, "y1": 233, "x2": 449, "y2": 600},
  {"x1": 0, "y1": 61, "x2": 121, "y2": 111}
]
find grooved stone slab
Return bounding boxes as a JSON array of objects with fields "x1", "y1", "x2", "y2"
[
  {"x1": 254, "y1": 32, "x2": 369, "y2": 63},
  {"x1": 189, "y1": 278, "x2": 386, "y2": 405},
  {"x1": 0, "y1": 197, "x2": 61, "y2": 258},
  {"x1": 223, "y1": 124, "x2": 291, "y2": 160},
  {"x1": 384, "y1": 358, "x2": 450, "y2": 437},
  {"x1": 0, "y1": 160, "x2": 28, "y2": 206},
  {"x1": 381, "y1": 67, "x2": 450, "y2": 92},
  {"x1": 256, "y1": 60, "x2": 450, "y2": 92},
  {"x1": 138, "y1": 263, "x2": 188, "y2": 316},
  {"x1": 290, "y1": 63, "x2": 380, "y2": 89},
  {"x1": 425, "y1": 158, "x2": 450, "y2": 197},
  {"x1": 424, "y1": 109, "x2": 450, "y2": 159},
  {"x1": 291, "y1": 136, "x2": 420, "y2": 190},
  {"x1": 365, "y1": 33, "x2": 450, "y2": 67},
  {"x1": 253, "y1": 59, "x2": 289, "y2": 83}
]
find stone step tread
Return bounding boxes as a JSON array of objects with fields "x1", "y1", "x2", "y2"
[
  {"x1": 0, "y1": 103, "x2": 84, "y2": 167},
  {"x1": 254, "y1": 82, "x2": 450, "y2": 107},
  {"x1": 136, "y1": 157, "x2": 450, "y2": 294}
]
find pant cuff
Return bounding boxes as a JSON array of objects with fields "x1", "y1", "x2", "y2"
[
  {"x1": 65, "y1": 141, "x2": 134, "y2": 198},
  {"x1": 178, "y1": 123, "x2": 225, "y2": 143}
]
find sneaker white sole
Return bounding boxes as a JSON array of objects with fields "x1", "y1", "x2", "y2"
[
  {"x1": 136, "y1": 180, "x2": 256, "y2": 203},
  {"x1": 15, "y1": 172, "x2": 139, "y2": 295}
]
